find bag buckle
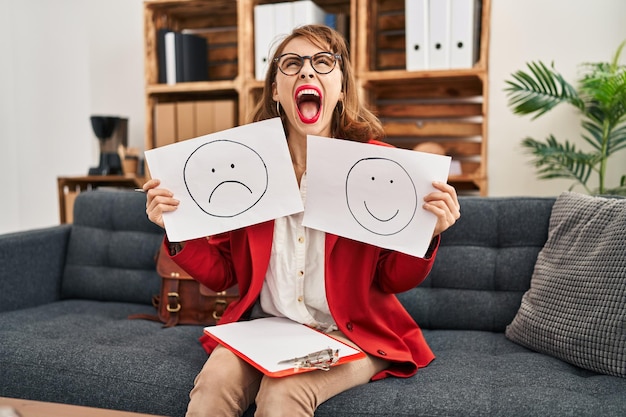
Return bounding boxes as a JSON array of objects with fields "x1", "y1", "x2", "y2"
[
  {"x1": 212, "y1": 297, "x2": 227, "y2": 320},
  {"x1": 166, "y1": 291, "x2": 181, "y2": 312}
]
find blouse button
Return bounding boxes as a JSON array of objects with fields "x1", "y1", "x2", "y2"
[
  {"x1": 298, "y1": 236, "x2": 304, "y2": 244},
  {"x1": 377, "y1": 350, "x2": 387, "y2": 356},
  {"x1": 346, "y1": 322, "x2": 353, "y2": 331},
  {"x1": 297, "y1": 296, "x2": 303, "y2": 302}
]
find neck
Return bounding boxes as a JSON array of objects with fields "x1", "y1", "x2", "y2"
[{"x1": 288, "y1": 134, "x2": 307, "y2": 184}]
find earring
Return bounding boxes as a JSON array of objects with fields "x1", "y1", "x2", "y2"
[{"x1": 276, "y1": 101, "x2": 280, "y2": 115}]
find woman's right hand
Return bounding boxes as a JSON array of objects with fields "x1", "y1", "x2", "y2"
[{"x1": 143, "y1": 178, "x2": 179, "y2": 229}]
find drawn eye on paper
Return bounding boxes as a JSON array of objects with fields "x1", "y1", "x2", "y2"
[
  {"x1": 345, "y1": 157, "x2": 418, "y2": 236},
  {"x1": 183, "y1": 139, "x2": 269, "y2": 218}
]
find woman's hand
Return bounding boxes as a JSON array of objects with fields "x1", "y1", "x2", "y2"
[
  {"x1": 423, "y1": 181, "x2": 461, "y2": 238},
  {"x1": 143, "y1": 178, "x2": 179, "y2": 229}
]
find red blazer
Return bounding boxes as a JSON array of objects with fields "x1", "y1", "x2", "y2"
[{"x1": 169, "y1": 221, "x2": 438, "y2": 380}]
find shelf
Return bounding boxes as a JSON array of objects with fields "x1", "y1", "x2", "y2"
[
  {"x1": 358, "y1": 67, "x2": 486, "y2": 84},
  {"x1": 143, "y1": 0, "x2": 490, "y2": 195},
  {"x1": 146, "y1": 80, "x2": 239, "y2": 95}
]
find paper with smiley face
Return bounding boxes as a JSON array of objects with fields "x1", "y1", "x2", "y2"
[
  {"x1": 303, "y1": 135, "x2": 451, "y2": 258},
  {"x1": 145, "y1": 118, "x2": 303, "y2": 242}
]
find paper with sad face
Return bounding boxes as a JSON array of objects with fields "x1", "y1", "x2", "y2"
[
  {"x1": 303, "y1": 136, "x2": 451, "y2": 258},
  {"x1": 144, "y1": 118, "x2": 303, "y2": 242}
]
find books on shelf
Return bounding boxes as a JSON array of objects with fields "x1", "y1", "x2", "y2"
[
  {"x1": 158, "y1": 29, "x2": 209, "y2": 84},
  {"x1": 405, "y1": 0, "x2": 481, "y2": 71}
]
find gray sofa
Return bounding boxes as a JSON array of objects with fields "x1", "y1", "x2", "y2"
[{"x1": 1, "y1": 190, "x2": 624, "y2": 416}]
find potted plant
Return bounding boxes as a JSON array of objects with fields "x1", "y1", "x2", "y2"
[{"x1": 504, "y1": 40, "x2": 626, "y2": 195}]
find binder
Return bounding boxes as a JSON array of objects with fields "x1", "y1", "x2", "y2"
[
  {"x1": 157, "y1": 28, "x2": 170, "y2": 83},
  {"x1": 154, "y1": 102, "x2": 177, "y2": 148},
  {"x1": 164, "y1": 31, "x2": 178, "y2": 84},
  {"x1": 204, "y1": 317, "x2": 366, "y2": 377},
  {"x1": 176, "y1": 101, "x2": 195, "y2": 141},
  {"x1": 254, "y1": 3, "x2": 275, "y2": 80},
  {"x1": 292, "y1": 0, "x2": 327, "y2": 29},
  {"x1": 428, "y1": 0, "x2": 451, "y2": 70},
  {"x1": 273, "y1": 2, "x2": 294, "y2": 52},
  {"x1": 449, "y1": 0, "x2": 479, "y2": 69},
  {"x1": 405, "y1": 0, "x2": 429, "y2": 71},
  {"x1": 180, "y1": 33, "x2": 209, "y2": 82}
]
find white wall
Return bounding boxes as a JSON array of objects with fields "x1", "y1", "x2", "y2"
[
  {"x1": 1, "y1": 0, "x2": 625, "y2": 234},
  {"x1": 0, "y1": 0, "x2": 144, "y2": 234}
]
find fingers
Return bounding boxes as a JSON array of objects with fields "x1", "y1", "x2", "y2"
[
  {"x1": 423, "y1": 181, "x2": 461, "y2": 237},
  {"x1": 143, "y1": 179, "x2": 179, "y2": 229}
]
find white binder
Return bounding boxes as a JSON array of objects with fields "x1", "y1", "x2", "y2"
[
  {"x1": 449, "y1": 0, "x2": 479, "y2": 69},
  {"x1": 273, "y1": 2, "x2": 294, "y2": 49},
  {"x1": 292, "y1": 0, "x2": 327, "y2": 29},
  {"x1": 428, "y1": 0, "x2": 451, "y2": 70},
  {"x1": 405, "y1": 0, "x2": 429, "y2": 71},
  {"x1": 164, "y1": 31, "x2": 177, "y2": 85},
  {"x1": 254, "y1": 3, "x2": 275, "y2": 80}
]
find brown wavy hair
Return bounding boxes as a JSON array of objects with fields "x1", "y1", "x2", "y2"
[{"x1": 249, "y1": 24, "x2": 385, "y2": 142}]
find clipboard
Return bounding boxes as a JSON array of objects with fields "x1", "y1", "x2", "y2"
[{"x1": 204, "y1": 317, "x2": 366, "y2": 377}]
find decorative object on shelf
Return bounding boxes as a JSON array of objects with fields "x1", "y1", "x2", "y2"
[
  {"x1": 88, "y1": 115, "x2": 128, "y2": 176},
  {"x1": 505, "y1": 40, "x2": 626, "y2": 195}
]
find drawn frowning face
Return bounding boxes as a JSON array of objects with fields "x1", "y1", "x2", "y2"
[
  {"x1": 345, "y1": 157, "x2": 418, "y2": 236},
  {"x1": 183, "y1": 140, "x2": 268, "y2": 218}
]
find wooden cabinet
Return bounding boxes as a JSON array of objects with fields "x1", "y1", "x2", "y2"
[{"x1": 143, "y1": 0, "x2": 490, "y2": 195}]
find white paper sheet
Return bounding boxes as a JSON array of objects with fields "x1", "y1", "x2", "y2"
[
  {"x1": 204, "y1": 317, "x2": 365, "y2": 377},
  {"x1": 303, "y1": 136, "x2": 451, "y2": 257},
  {"x1": 144, "y1": 118, "x2": 304, "y2": 241}
]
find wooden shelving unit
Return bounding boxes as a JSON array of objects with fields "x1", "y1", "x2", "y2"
[{"x1": 143, "y1": 0, "x2": 490, "y2": 195}]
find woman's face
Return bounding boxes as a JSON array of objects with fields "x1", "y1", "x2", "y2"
[{"x1": 272, "y1": 36, "x2": 344, "y2": 140}]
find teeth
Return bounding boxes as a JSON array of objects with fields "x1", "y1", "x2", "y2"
[{"x1": 297, "y1": 89, "x2": 320, "y2": 98}]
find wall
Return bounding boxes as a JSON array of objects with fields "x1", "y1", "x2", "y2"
[
  {"x1": 0, "y1": 0, "x2": 144, "y2": 234},
  {"x1": 1, "y1": 0, "x2": 625, "y2": 234},
  {"x1": 488, "y1": 0, "x2": 626, "y2": 196}
]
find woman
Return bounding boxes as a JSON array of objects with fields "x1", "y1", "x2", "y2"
[{"x1": 144, "y1": 24, "x2": 460, "y2": 417}]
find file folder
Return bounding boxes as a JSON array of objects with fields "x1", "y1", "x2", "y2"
[
  {"x1": 428, "y1": 0, "x2": 451, "y2": 70},
  {"x1": 204, "y1": 317, "x2": 366, "y2": 377},
  {"x1": 449, "y1": 0, "x2": 479, "y2": 69},
  {"x1": 254, "y1": 3, "x2": 275, "y2": 80},
  {"x1": 292, "y1": 0, "x2": 327, "y2": 30},
  {"x1": 405, "y1": 0, "x2": 429, "y2": 71}
]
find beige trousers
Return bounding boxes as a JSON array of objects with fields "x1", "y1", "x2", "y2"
[{"x1": 185, "y1": 331, "x2": 389, "y2": 417}]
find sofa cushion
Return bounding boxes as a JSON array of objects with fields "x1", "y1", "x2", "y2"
[
  {"x1": 0, "y1": 300, "x2": 205, "y2": 417},
  {"x1": 61, "y1": 190, "x2": 164, "y2": 304},
  {"x1": 506, "y1": 192, "x2": 626, "y2": 377},
  {"x1": 400, "y1": 197, "x2": 555, "y2": 332}
]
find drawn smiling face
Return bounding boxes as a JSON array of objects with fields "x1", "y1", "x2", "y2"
[
  {"x1": 183, "y1": 140, "x2": 268, "y2": 218},
  {"x1": 345, "y1": 157, "x2": 418, "y2": 236}
]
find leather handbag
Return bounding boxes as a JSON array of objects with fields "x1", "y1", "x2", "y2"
[{"x1": 130, "y1": 244, "x2": 238, "y2": 327}]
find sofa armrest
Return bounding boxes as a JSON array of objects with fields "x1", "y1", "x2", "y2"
[{"x1": 0, "y1": 224, "x2": 71, "y2": 313}]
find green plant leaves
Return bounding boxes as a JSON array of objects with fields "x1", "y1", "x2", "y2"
[
  {"x1": 505, "y1": 61, "x2": 582, "y2": 119},
  {"x1": 505, "y1": 40, "x2": 626, "y2": 195}
]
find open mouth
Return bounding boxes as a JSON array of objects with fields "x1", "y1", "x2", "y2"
[{"x1": 295, "y1": 85, "x2": 322, "y2": 124}]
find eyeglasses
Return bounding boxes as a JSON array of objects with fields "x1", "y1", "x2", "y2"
[{"x1": 274, "y1": 52, "x2": 342, "y2": 76}]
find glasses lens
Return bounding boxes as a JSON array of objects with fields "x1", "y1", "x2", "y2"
[
  {"x1": 311, "y1": 53, "x2": 336, "y2": 74},
  {"x1": 277, "y1": 53, "x2": 338, "y2": 75},
  {"x1": 278, "y1": 54, "x2": 303, "y2": 76}
]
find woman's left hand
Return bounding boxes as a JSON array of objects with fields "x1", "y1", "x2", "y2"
[{"x1": 422, "y1": 181, "x2": 461, "y2": 238}]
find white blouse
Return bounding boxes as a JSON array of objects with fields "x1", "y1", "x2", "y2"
[{"x1": 258, "y1": 173, "x2": 337, "y2": 332}]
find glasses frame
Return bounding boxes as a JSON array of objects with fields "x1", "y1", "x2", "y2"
[{"x1": 274, "y1": 52, "x2": 342, "y2": 76}]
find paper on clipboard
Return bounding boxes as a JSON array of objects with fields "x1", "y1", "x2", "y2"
[{"x1": 204, "y1": 317, "x2": 366, "y2": 377}]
